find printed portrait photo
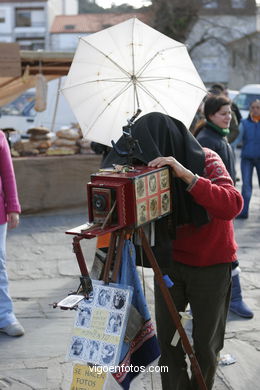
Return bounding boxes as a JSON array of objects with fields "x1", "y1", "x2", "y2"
[
  {"x1": 148, "y1": 173, "x2": 157, "y2": 195},
  {"x1": 106, "y1": 313, "x2": 123, "y2": 334},
  {"x1": 97, "y1": 288, "x2": 111, "y2": 308},
  {"x1": 69, "y1": 337, "x2": 85, "y2": 359},
  {"x1": 161, "y1": 191, "x2": 170, "y2": 213},
  {"x1": 86, "y1": 340, "x2": 100, "y2": 363},
  {"x1": 100, "y1": 343, "x2": 116, "y2": 365},
  {"x1": 112, "y1": 290, "x2": 127, "y2": 310},
  {"x1": 137, "y1": 202, "x2": 147, "y2": 225},
  {"x1": 135, "y1": 177, "x2": 145, "y2": 199},
  {"x1": 149, "y1": 197, "x2": 158, "y2": 219},
  {"x1": 160, "y1": 169, "x2": 169, "y2": 189},
  {"x1": 76, "y1": 306, "x2": 92, "y2": 327}
]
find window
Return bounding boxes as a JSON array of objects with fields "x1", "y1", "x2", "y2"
[
  {"x1": 0, "y1": 9, "x2": 6, "y2": 23},
  {"x1": 202, "y1": 0, "x2": 218, "y2": 8},
  {"x1": 16, "y1": 37, "x2": 45, "y2": 50},
  {"x1": 15, "y1": 8, "x2": 45, "y2": 28},
  {"x1": 16, "y1": 9, "x2": 30, "y2": 27},
  {"x1": 231, "y1": 0, "x2": 246, "y2": 8},
  {"x1": 64, "y1": 24, "x2": 75, "y2": 30}
]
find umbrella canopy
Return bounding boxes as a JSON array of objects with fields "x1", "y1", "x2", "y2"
[{"x1": 61, "y1": 17, "x2": 207, "y2": 147}]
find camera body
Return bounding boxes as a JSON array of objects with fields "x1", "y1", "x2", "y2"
[{"x1": 87, "y1": 166, "x2": 172, "y2": 230}]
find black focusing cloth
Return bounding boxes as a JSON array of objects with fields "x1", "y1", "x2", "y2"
[{"x1": 103, "y1": 112, "x2": 209, "y2": 235}]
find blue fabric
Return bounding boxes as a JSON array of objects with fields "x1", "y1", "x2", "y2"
[
  {"x1": 240, "y1": 157, "x2": 260, "y2": 215},
  {"x1": 113, "y1": 240, "x2": 160, "y2": 389},
  {"x1": 240, "y1": 118, "x2": 260, "y2": 159},
  {"x1": 0, "y1": 223, "x2": 16, "y2": 328}
]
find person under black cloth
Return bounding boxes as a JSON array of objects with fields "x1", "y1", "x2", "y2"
[
  {"x1": 102, "y1": 112, "x2": 210, "y2": 268},
  {"x1": 103, "y1": 112, "x2": 243, "y2": 390}
]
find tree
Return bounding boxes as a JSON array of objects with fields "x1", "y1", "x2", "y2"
[
  {"x1": 78, "y1": 0, "x2": 105, "y2": 13},
  {"x1": 150, "y1": 0, "x2": 202, "y2": 43}
]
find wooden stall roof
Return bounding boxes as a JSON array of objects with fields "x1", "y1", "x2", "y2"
[
  {"x1": 20, "y1": 50, "x2": 74, "y2": 76},
  {"x1": 0, "y1": 50, "x2": 73, "y2": 106}
]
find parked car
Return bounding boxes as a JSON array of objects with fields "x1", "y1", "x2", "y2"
[
  {"x1": 227, "y1": 89, "x2": 239, "y2": 101},
  {"x1": 0, "y1": 78, "x2": 77, "y2": 143},
  {"x1": 233, "y1": 84, "x2": 260, "y2": 118}
]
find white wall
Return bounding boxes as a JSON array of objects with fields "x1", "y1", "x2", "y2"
[
  {"x1": 50, "y1": 33, "x2": 80, "y2": 51},
  {"x1": 0, "y1": 6, "x2": 13, "y2": 34},
  {"x1": 48, "y1": 0, "x2": 78, "y2": 16}
]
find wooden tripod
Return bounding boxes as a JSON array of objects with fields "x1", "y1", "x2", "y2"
[{"x1": 70, "y1": 226, "x2": 208, "y2": 390}]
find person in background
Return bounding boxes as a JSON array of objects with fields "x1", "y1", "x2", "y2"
[
  {"x1": 103, "y1": 112, "x2": 243, "y2": 389},
  {"x1": 0, "y1": 130, "x2": 24, "y2": 337},
  {"x1": 209, "y1": 83, "x2": 242, "y2": 129},
  {"x1": 233, "y1": 100, "x2": 260, "y2": 219},
  {"x1": 194, "y1": 95, "x2": 253, "y2": 319}
]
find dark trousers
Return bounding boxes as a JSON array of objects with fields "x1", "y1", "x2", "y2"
[
  {"x1": 154, "y1": 261, "x2": 231, "y2": 390},
  {"x1": 240, "y1": 157, "x2": 260, "y2": 216}
]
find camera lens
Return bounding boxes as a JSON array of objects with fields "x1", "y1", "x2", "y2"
[{"x1": 93, "y1": 194, "x2": 107, "y2": 211}]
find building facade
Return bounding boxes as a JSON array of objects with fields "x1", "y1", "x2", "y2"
[
  {"x1": 0, "y1": 0, "x2": 78, "y2": 50},
  {"x1": 187, "y1": 0, "x2": 257, "y2": 88},
  {"x1": 227, "y1": 30, "x2": 260, "y2": 88},
  {"x1": 49, "y1": 12, "x2": 152, "y2": 52}
]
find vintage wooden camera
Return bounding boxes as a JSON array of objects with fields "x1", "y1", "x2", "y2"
[{"x1": 87, "y1": 166, "x2": 172, "y2": 231}]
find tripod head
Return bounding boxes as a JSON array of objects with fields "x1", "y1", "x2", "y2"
[{"x1": 111, "y1": 109, "x2": 143, "y2": 166}]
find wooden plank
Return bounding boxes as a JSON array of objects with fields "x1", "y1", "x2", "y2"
[{"x1": 0, "y1": 43, "x2": 21, "y2": 77}]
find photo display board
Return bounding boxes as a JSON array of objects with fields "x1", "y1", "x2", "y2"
[
  {"x1": 134, "y1": 167, "x2": 171, "y2": 226},
  {"x1": 67, "y1": 280, "x2": 133, "y2": 367}
]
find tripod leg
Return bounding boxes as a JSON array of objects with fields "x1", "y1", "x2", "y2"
[
  {"x1": 111, "y1": 230, "x2": 126, "y2": 283},
  {"x1": 72, "y1": 236, "x2": 92, "y2": 296},
  {"x1": 139, "y1": 228, "x2": 207, "y2": 390},
  {"x1": 72, "y1": 236, "x2": 89, "y2": 276},
  {"x1": 102, "y1": 232, "x2": 117, "y2": 284}
]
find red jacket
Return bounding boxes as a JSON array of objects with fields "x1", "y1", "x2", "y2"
[{"x1": 172, "y1": 148, "x2": 243, "y2": 267}]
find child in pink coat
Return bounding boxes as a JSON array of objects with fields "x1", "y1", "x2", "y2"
[{"x1": 0, "y1": 130, "x2": 24, "y2": 337}]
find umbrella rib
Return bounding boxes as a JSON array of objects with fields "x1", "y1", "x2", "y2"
[
  {"x1": 61, "y1": 77, "x2": 131, "y2": 92},
  {"x1": 88, "y1": 81, "x2": 136, "y2": 129},
  {"x1": 136, "y1": 45, "x2": 186, "y2": 77},
  {"x1": 136, "y1": 82, "x2": 167, "y2": 113},
  {"x1": 138, "y1": 77, "x2": 207, "y2": 92},
  {"x1": 80, "y1": 38, "x2": 131, "y2": 78}
]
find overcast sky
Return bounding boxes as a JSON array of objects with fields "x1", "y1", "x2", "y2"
[
  {"x1": 96, "y1": 0, "x2": 260, "y2": 8},
  {"x1": 96, "y1": 0, "x2": 151, "y2": 8}
]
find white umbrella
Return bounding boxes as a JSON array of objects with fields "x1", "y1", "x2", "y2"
[{"x1": 61, "y1": 17, "x2": 207, "y2": 147}]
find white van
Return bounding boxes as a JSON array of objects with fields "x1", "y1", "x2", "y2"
[
  {"x1": 0, "y1": 77, "x2": 76, "y2": 142},
  {"x1": 233, "y1": 84, "x2": 260, "y2": 118}
]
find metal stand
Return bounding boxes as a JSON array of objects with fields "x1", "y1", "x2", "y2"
[{"x1": 70, "y1": 226, "x2": 208, "y2": 390}]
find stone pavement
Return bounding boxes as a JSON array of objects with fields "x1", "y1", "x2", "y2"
[{"x1": 0, "y1": 172, "x2": 260, "y2": 389}]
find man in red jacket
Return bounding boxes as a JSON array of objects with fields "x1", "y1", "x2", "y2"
[
  {"x1": 149, "y1": 148, "x2": 243, "y2": 390},
  {"x1": 103, "y1": 112, "x2": 243, "y2": 390}
]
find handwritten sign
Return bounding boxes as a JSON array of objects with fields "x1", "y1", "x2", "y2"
[{"x1": 70, "y1": 364, "x2": 106, "y2": 390}]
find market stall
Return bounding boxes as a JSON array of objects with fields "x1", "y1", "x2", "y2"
[
  {"x1": 0, "y1": 46, "x2": 102, "y2": 213},
  {"x1": 13, "y1": 153, "x2": 102, "y2": 214}
]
